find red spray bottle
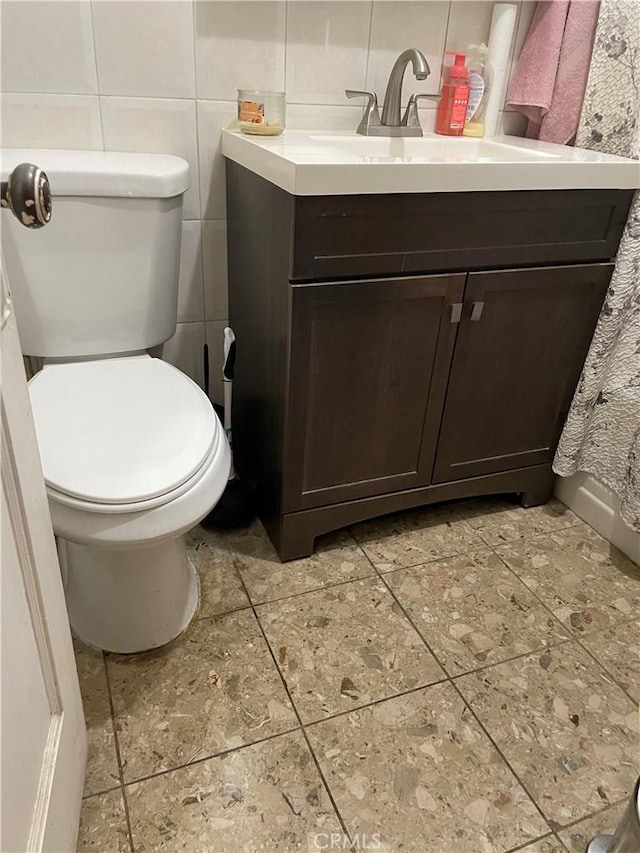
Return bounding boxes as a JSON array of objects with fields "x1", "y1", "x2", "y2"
[{"x1": 436, "y1": 52, "x2": 470, "y2": 136}]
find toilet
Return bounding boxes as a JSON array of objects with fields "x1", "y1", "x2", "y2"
[{"x1": 1, "y1": 149, "x2": 231, "y2": 654}]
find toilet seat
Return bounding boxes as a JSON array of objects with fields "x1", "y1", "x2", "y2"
[
  {"x1": 29, "y1": 355, "x2": 218, "y2": 509},
  {"x1": 46, "y1": 436, "x2": 223, "y2": 513}
]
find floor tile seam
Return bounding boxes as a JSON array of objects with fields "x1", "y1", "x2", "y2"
[
  {"x1": 101, "y1": 650, "x2": 135, "y2": 853},
  {"x1": 348, "y1": 519, "x2": 472, "y2": 550},
  {"x1": 552, "y1": 795, "x2": 630, "y2": 833},
  {"x1": 359, "y1": 547, "x2": 455, "y2": 676},
  {"x1": 372, "y1": 552, "x2": 579, "y2": 677},
  {"x1": 350, "y1": 507, "x2": 584, "y2": 549},
  {"x1": 193, "y1": 601, "x2": 254, "y2": 621},
  {"x1": 234, "y1": 569, "x2": 354, "y2": 845},
  {"x1": 120, "y1": 724, "x2": 303, "y2": 789},
  {"x1": 446, "y1": 674, "x2": 554, "y2": 835},
  {"x1": 489, "y1": 547, "x2": 640, "y2": 701},
  {"x1": 367, "y1": 546, "x2": 491, "y2": 574},
  {"x1": 301, "y1": 677, "x2": 456, "y2": 730},
  {"x1": 488, "y1": 545, "x2": 598, "y2": 631},
  {"x1": 82, "y1": 783, "x2": 124, "y2": 801},
  {"x1": 358, "y1": 543, "x2": 571, "y2": 682},
  {"x1": 245, "y1": 567, "x2": 378, "y2": 610},
  {"x1": 360, "y1": 547, "x2": 554, "y2": 836},
  {"x1": 488, "y1": 519, "x2": 617, "y2": 553},
  {"x1": 505, "y1": 830, "x2": 568, "y2": 852},
  {"x1": 370, "y1": 545, "x2": 495, "y2": 579},
  {"x1": 461, "y1": 515, "x2": 586, "y2": 547},
  {"x1": 569, "y1": 634, "x2": 639, "y2": 709},
  {"x1": 447, "y1": 636, "x2": 577, "y2": 682}
]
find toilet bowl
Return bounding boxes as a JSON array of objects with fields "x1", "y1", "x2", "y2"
[
  {"x1": 29, "y1": 354, "x2": 230, "y2": 653},
  {"x1": 1, "y1": 147, "x2": 227, "y2": 653}
]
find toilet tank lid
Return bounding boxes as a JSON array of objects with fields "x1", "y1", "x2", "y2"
[{"x1": 0, "y1": 149, "x2": 189, "y2": 198}]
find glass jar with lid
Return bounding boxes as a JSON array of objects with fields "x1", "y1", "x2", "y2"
[{"x1": 237, "y1": 90, "x2": 285, "y2": 136}]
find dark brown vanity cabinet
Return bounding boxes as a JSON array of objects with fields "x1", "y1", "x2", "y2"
[
  {"x1": 226, "y1": 161, "x2": 631, "y2": 560},
  {"x1": 433, "y1": 264, "x2": 613, "y2": 484},
  {"x1": 286, "y1": 273, "x2": 465, "y2": 511}
]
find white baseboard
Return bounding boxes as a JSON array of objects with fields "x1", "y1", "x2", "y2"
[{"x1": 554, "y1": 473, "x2": 640, "y2": 565}]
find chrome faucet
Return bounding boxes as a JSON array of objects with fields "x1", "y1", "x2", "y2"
[
  {"x1": 346, "y1": 48, "x2": 438, "y2": 137},
  {"x1": 381, "y1": 48, "x2": 430, "y2": 126}
]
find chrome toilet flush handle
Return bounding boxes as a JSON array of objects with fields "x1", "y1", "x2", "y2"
[{"x1": 1, "y1": 162, "x2": 52, "y2": 228}]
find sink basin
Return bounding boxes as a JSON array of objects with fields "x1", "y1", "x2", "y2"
[
  {"x1": 222, "y1": 128, "x2": 640, "y2": 196},
  {"x1": 308, "y1": 135, "x2": 562, "y2": 162}
]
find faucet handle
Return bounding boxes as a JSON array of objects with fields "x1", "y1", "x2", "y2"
[
  {"x1": 345, "y1": 89, "x2": 381, "y2": 135},
  {"x1": 402, "y1": 93, "x2": 441, "y2": 128}
]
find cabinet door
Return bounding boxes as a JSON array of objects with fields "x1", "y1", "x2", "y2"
[
  {"x1": 284, "y1": 274, "x2": 465, "y2": 511},
  {"x1": 433, "y1": 263, "x2": 613, "y2": 484}
]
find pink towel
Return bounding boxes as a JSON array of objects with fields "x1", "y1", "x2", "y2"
[{"x1": 507, "y1": 0, "x2": 599, "y2": 145}]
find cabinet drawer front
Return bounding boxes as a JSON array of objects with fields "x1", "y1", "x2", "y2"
[
  {"x1": 283, "y1": 274, "x2": 464, "y2": 512},
  {"x1": 432, "y1": 263, "x2": 613, "y2": 483},
  {"x1": 292, "y1": 190, "x2": 632, "y2": 281}
]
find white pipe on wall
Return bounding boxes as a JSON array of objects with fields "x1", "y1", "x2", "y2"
[{"x1": 485, "y1": 3, "x2": 518, "y2": 136}]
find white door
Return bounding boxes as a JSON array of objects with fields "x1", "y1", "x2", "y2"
[{"x1": 1, "y1": 265, "x2": 86, "y2": 853}]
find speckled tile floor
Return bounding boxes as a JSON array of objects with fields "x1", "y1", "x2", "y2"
[{"x1": 75, "y1": 496, "x2": 639, "y2": 853}]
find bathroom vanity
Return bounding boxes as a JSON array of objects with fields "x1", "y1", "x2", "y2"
[{"x1": 222, "y1": 130, "x2": 638, "y2": 560}]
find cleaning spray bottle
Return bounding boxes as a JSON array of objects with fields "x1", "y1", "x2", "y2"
[
  {"x1": 436, "y1": 52, "x2": 470, "y2": 136},
  {"x1": 463, "y1": 43, "x2": 492, "y2": 138}
]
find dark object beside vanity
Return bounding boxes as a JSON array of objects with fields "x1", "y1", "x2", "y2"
[{"x1": 226, "y1": 159, "x2": 632, "y2": 560}]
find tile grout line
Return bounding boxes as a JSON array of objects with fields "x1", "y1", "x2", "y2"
[
  {"x1": 553, "y1": 794, "x2": 631, "y2": 832},
  {"x1": 283, "y1": 0, "x2": 289, "y2": 102},
  {"x1": 505, "y1": 831, "x2": 567, "y2": 853},
  {"x1": 82, "y1": 783, "x2": 122, "y2": 801},
  {"x1": 101, "y1": 651, "x2": 135, "y2": 853},
  {"x1": 189, "y1": 0, "x2": 207, "y2": 328},
  {"x1": 87, "y1": 0, "x2": 105, "y2": 150},
  {"x1": 349, "y1": 512, "x2": 586, "y2": 570},
  {"x1": 119, "y1": 725, "x2": 302, "y2": 790},
  {"x1": 570, "y1": 626, "x2": 639, "y2": 707},
  {"x1": 486, "y1": 541, "x2": 640, "y2": 709},
  {"x1": 239, "y1": 565, "x2": 375, "y2": 609},
  {"x1": 356, "y1": 545, "x2": 557, "y2": 840},
  {"x1": 233, "y1": 568, "x2": 355, "y2": 848},
  {"x1": 363, "y1": 0, "x2": 375, "y2": 90}
]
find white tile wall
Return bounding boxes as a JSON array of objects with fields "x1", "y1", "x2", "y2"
[
  {"x1": 196, "y1": 99, "x2": 237, "y2": 221},
  {"x1": 445, "y1": 1, "x2": 495, "y2": 54},
  {"x1": 92, "y1": 0, "x2": 196, "y2": 98},
  {"x1": 178, "y1": 222, "x2": 206, "y2": 323},
  {"x1": 195, "y1": 1, "x2": 286, "y2": 101},
  {"x1": 0, "y1": 93, "x2": 103, "y2": 149},
  {"x1": 286, "y1": 1, "x2": 371, "y2": 105},
  {"x1": 1, "y1": 0, "x2": 531, "y2": 393},
  {"x1": 202, "y1": 220, "x2": 229, "y2": 322},
  {"x1": 1, "y1": 0, "x2": 97, "y2": 94}
]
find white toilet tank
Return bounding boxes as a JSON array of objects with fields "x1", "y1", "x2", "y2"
[{"x1": 1, "y1": 149, "x2": 190, "y2": 357}]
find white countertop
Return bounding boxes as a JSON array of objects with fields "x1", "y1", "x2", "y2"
[{"x1": 222, "y1": 129, "x2": 640, "y2": 196}]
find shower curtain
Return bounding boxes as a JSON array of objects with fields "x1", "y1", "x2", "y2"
[{"x1": 553, "y1": 0, "x2": 640, "y2": 531}]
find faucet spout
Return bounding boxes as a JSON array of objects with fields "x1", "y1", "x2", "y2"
[{"x1": 381, "y1": 48, "x2": 431, "y2": 127}]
